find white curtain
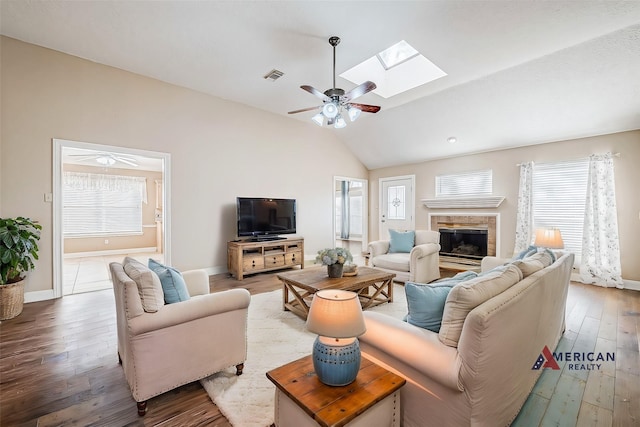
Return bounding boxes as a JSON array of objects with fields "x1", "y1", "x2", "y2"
[
  {"x1": 64, "y1": 172, "x2": 148, "y2": 204},
  {"x1": 580, "y1": 153, "x2": 623, "y2": 288},
  {"x1": 514, "y1": 161, "x2": 534, "y2": 254}
]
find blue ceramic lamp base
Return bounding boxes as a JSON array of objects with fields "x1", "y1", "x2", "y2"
[{"x1": 312, "y1": 336, "x2": 361, "y2": 386}]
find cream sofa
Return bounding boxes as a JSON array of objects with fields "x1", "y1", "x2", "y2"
[
  {"x1": 368, "y1": 230, "x2": 441, "y2": 283},
  {"x1": 110, "y1": 258, "x2": 251, "y2": 415},
  {"x1": 359, "y1": 252, "x2": 574, "y2": 427}
]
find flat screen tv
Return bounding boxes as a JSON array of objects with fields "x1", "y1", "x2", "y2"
[{"x1": 236, "y1": 197, "x2": 296, "y2": 240}]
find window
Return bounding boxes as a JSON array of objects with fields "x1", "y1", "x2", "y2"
[
  {"x1": 63, "y1": 172, "x2": 147, "y2": 236},
  {"x1": 387, "y1": 185, "x2": 406, "y2": 220},
  {"x1": 532, "y1": 159, "x2": 589, "y2": 259},
  {"x1": 436, "y1": 169, "x2": 492, "y2": 197},
  {"x1": 336, "y1": 181, "x2": 364, "y2": 238}
]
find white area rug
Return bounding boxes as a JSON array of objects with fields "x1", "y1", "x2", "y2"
[{"x1": 200, "y1": 284, "x2": 408, "y2": 427}]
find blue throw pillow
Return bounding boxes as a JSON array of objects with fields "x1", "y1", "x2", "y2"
[
  {"x1": 513, "y1": 245, "x2": 556, "y2": 263},
  {"x1": 405, "y1": 282, "x2": 454, "y2": 332},
  {"x1": 389, "y1": 230, "x2": 415, "y2": 253},
  {"x1": 148, "y1": 259, "x2": 190, "y2": 304}
]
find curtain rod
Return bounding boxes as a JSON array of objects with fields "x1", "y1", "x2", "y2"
[{"x1": 516, "y1": 152, "x2": 620, "y2": 167}]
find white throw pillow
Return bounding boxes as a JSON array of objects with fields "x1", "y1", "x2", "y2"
[
  {"x1": 123, "y1": 257, "x2": 165, "y2": 313},
  {"x1": 439, "y1": 264, "x2": 523, "y2": 347}
]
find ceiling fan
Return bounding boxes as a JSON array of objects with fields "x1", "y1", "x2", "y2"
[
  {"x1": 288, "y1": 36, "x2": 381, "y2": 128},
  {"x1": 69, "y1": 152, "x2": 139, "y2": 167}
]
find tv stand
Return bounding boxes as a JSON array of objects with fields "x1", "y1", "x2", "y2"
[{"x1": 227, "y1": 237, "x2": 304, "y2": 280}]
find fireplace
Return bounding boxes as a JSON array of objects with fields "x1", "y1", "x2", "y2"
[
  {"x1": 439, "y1": 228, "x2": 488, "y2": 260},
  {"x1": 429, "y1": 214, "x2": 498, "y2": 268}
]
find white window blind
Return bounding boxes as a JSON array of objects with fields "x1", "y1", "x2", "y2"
[
  {"x1": 532, "y1": 159, "x2": 589, "y2": 259},
  {"x1": 436, "y1": 169, "x2": 492, "y2": 197},
  {"x1": 63, "y1": 172, "x2": 146, "y2": 236}
]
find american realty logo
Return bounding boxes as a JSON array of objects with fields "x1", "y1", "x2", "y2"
[{"x1": 532, "y1": 345, "x2": 615, "y2": 371}]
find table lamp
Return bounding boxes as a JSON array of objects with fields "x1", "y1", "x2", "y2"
[
  {"x1": 534, "y1": 227, "x2": 564, "y2": 249},
  {"x1": 305, "y1": 289, "x2": 366, "y2": 386}
]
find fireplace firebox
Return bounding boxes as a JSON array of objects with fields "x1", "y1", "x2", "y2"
[{"x1": 439, "y1": 228, "x2": 488, "y2": 260}]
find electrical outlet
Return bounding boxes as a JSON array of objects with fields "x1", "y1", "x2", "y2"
[{"x1": 104, "y1": 239, "x2": 109, "y2": 245}]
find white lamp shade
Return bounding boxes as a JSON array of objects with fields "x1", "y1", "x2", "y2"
[
  {"x1": 311, "y1": 113, "x2": 324, "y2": 126},
  {"x1": 322, "y1": 102, "x2": 339, "y2": 119},
  {"x1": 306, "y1": 290, "x2": 366, "y2": 338},
  {"x1": 534, "y1": 228, "x2": 564, "y2": 249},
  {"x1": 347, "y1": 106, "x2": 361, "y2": 122},
  {"x1": 334, "y1": 115, "x2": 347, "y2": 129}
]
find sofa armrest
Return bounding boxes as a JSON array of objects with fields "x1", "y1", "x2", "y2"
[
  {"x1": 360, "y1": 312, "x2": 462, "y2": 392},
  {"x1": 129, "y1": 288, "x2": 251, "y2": 335},
  {"x1": 182, "y1": 269, "x2": 210, "y2": 296},
  {"x1": 410, "y1": 243, "x2": 440, "y2": 260},
  {"x1": 368, "y1": 240, "x2": 390, "y2": 258},
  {"x1": 481, "y1": 256, "x2": 510, "y2": 273}
]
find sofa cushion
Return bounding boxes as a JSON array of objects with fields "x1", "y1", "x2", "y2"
[
  {"x1": 148, "y1": 259, "x2": 191, "y2": 304},
  {"x1": 389, "y1": 229, "x2": 415, "y2": 253},
  {"x1": 439, "y1": 264, "x2": 523, "y2": 347},
  {"x1": 372, "y1": 253, "x2": 410, "y2": 272},
  {"x1": 404, "y1": 271, "x2": 478, "y2": 332},
  {"x1": 123, "y1": 257, "x2": 165, "y2": 313}
]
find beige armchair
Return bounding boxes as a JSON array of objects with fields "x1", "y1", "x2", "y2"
[
  {"x1": 110, "y1": 260, "x2": 251, "y2": 415},
  {"x1": 368, "y1": 230, "x2": 441, "y2": 283}
]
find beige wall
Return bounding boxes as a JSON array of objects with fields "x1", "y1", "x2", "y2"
[
  {"x1": 62, "y1": 165, "x2": 162, "y2": 253},
  {"x1": 0, "y1": 37, "x2": 368, "y2": 294},
  {"x1": 368, "y1": 130, "x2": 640, "y2": 281}
]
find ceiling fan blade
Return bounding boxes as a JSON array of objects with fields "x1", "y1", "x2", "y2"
[
  {"x1": 301, "y1": 85, "x2": 331, "y2": 102},
  {"x1": 115, "y1": 157, "x2": 138, "y2": 167},
  {"x1": 348, "y1": 103, "x2": 381, "y2": 113},
  {"x1": 343, "y1": 81, "x2": 377, "y2": 102},
  {"x1": 288, "y1": 106, "x2": 320, "y2": 115}
]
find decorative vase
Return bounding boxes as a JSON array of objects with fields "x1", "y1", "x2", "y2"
[
  {"x1": 327, "y1": 263, "x2": 344, "y2": 278},
  {"x1": 0, "y1": 279, "x2": 25, "y2": 320}
]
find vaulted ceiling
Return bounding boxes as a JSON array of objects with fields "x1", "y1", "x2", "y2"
[{"x1": 2, "y1": 1, "x2": 639, "y2": 169}]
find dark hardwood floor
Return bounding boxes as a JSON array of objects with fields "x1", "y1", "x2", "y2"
[{"x1": 0, "y1": 270, "x2": 638, "y2": 426}]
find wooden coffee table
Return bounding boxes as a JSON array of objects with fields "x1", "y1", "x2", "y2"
[{"x1": 277, "y1": 266, "x2": 395, "y2": 320}]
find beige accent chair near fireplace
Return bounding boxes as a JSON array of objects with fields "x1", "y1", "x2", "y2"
[
  {"x1": 368, "y1": 230, "x2": 441, "y2": 283},
  {"x1": 110, "y1": 259, "x2": 251, "y2": 415}
]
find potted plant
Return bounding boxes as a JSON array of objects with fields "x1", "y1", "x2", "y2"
[
  {"x1": 0, "y1": 217, "x2": 42, "y2": 320},
  {"x1": 316, "y1": 247, "x2": 353, "y2": 278}
]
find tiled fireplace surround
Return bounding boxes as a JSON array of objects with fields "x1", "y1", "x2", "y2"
[{"x1": 429, "y1": 214, "x2": 498, "y2": 259}]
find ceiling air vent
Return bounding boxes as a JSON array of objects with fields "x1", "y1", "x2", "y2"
[{"x1": 263, "y1": 69, "x2": 284, "y2": 81}]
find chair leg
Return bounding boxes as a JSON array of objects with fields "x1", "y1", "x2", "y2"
[
  {"x1": 137, "y1": 401, "x2": 147, "y2": 416},
  {"x1": 235, "y1": 363, "x2": 244, "y2": 376}
]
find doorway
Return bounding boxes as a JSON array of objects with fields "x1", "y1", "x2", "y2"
[
  {"x1": 379, "y1": 175, "x2": 415, "y2": 239},
  {"x1": 333, "y1": 176, "x2": 368, "y2": 262},
  {"x1": 53, "y1": 139, "x2": 171, "y2": 297}
]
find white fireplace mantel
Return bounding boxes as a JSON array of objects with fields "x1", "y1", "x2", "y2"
[{"x1": 421, "y1": 196, "x2": 505, "y2": 209}]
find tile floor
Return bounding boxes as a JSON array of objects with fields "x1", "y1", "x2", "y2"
[{"x1": 63, "y1": 252, "x2": 163, "y2": 295}]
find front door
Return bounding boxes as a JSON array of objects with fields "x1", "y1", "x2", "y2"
[{"x1": 379, "y1": 176, "x2": 415, "y2": 239}]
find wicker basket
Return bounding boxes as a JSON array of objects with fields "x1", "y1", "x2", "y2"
[{"x1": 0, "y1": 280, "x2": 25, "y2": 320}]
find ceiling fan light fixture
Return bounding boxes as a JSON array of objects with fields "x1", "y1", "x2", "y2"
[
  {"x1": 334, "y1": 115, "x2": 347, "y2": 129},
  {"x1": 311, "y1": 113, "x2": 324, "y2": 126},
  {"x1": 322, "y1": 101, "x2": 339, "y2": 119},
  {"x1": 347, "y1": 106, "x2": 361, "y2": 122},
  {"x1": 96, "y1": 156, "x2": 116, "y2": 166}
]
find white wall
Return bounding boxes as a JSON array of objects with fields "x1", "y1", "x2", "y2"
[
  {"x1": 369, "y1": 130, "x2": 640, "y2": 281},
  {"x1": 0, "y1": 36, "x2": 368, "y2": 294}
]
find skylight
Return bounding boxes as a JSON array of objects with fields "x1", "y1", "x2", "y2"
[{"x1": 340, "y1": 40, "x2": 446, "y2": 99}]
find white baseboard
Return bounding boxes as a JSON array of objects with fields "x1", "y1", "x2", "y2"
[
  {"x1": 25, "y1": 289, "x2": 56, "y2": 303},
  {"x1": 571, "y1": 272, "x2": 640, "y2": 291},
  {"x1": 64, "y1": 247, "x2": 158, "y2": 258}
]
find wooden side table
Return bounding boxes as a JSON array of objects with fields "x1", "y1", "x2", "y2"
[{"x1": 266, "y1": 355, "x2": 405, "y2": 427}]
